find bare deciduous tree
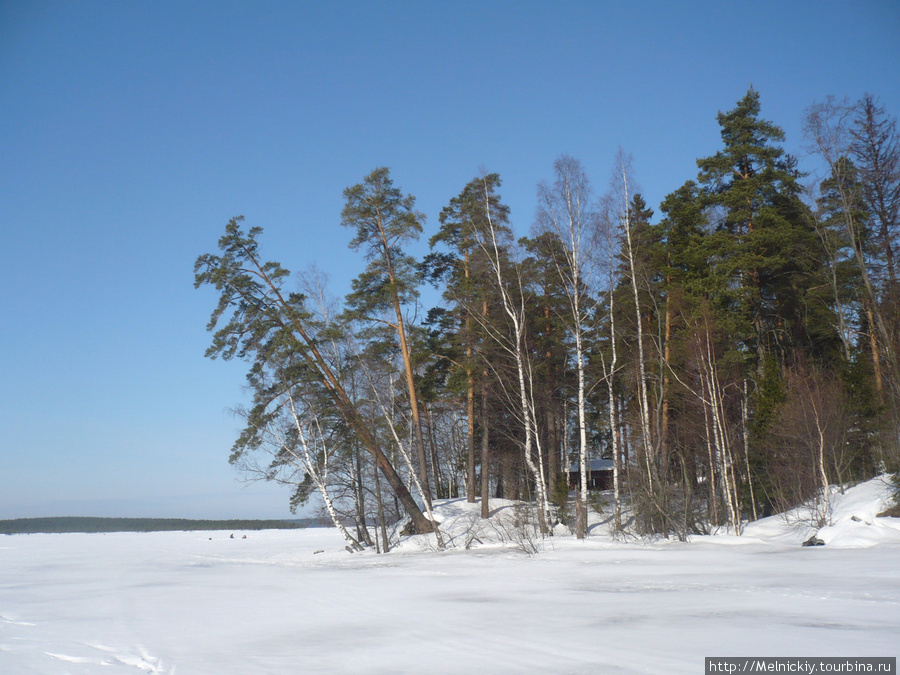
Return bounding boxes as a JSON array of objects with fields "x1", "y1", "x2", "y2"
[
  {"x1": 473, "y1": 175, "x2": 554, "y2": 533},
  {"x1": 536, "y1": 155, "x2": 598, "y2": 538}
]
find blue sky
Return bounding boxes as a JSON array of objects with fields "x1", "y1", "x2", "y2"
[{"x1": 2, "y1": 1, "x2": 898, "y2": 519}]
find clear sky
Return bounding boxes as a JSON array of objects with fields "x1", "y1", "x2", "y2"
[{"x1": 2, "y1": 1, "x2": 898, "y2": 519}]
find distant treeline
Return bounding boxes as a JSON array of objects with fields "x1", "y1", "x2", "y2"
[{"x1": 0, "y1": 517, "x2": 319, "y2": 535}]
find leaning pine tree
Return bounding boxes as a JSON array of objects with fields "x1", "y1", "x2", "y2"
[
  {"x1": 340, "y1": 168, "x2": 434, "y2": 507},
  {"x1": 194, "y1": 217, "x2": 435, "y2": 534}
]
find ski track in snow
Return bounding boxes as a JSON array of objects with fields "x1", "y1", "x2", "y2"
[
  {"x1": 0, "y1": 614, "x2": 36, "y2": 626},
  {"x1": 42, "y1": 644, "x2": 169, "y2": 673}
]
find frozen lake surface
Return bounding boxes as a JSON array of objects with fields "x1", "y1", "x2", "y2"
[{"x1": 2, "y1": 478, "x2": 899, "y2": 673}]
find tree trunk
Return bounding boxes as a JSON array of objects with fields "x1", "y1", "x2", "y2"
[
  {"x1": 371, "y1": 435, "x2": 434, "y2": 533},
  {"x1": 741, "y1": 379, "x2": 758, "y2": 522},
  {"x1": 371, "y1": 206, "x2": 432, "y2": 508},
  {"x1": 575, "y1": 489, "x2": 587, "y2": 539},
  {"x1": 575, "y1": 323, "x2": 588, "y2": 539},
  {"x1": 467, "y1": 361, "x2": 476, "y2": 503},
  {"x1": 373, "y1": 448, "x2": 389, "y2": 553},
  {"x1": 423, "y1": 404, "x2": 443, "y2": 499},
  {"x1": 353, "y1": 442, "x2": 374, "y2": 546},
  {"x1": 606, "y1": 229, "x2": 622, "y2": 532},
  {"x1": 392, "y1": 292, "x2": 431, "y2": 505},
  {"x1": 701, "y1": 332, "x2": 741, "y2": 534},
  {"x1": 622, "y1": 168, "x2": 655, "y2": 491},
  {"x1": 464, "y1": 250, "x2": 478, "y2": 503},
  {"x1": 866, "y1": 302, "x2": 885, "y2": 403},
  {"x1": 480, "y1": 383, "x2": 491, "y2": 519},
  {"x1": 547, "y1": 406, "x2": 559, "y2": 504},
  {"x1": 661, "y1": 287, "x2": 672, "y2": 478}
]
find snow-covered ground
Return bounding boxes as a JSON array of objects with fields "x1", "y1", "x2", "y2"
[{"x1": 2, "y1": 478, "x2": 899, "y2": 674}]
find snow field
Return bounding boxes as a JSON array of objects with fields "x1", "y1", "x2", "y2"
[{"x1": 1, "y1": 478, "x2": 898, "y2": 673}]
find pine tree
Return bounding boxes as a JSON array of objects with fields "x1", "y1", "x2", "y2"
[
  {"x1": 654, "y1": 181, "x2": 711, "y2": 497},
  {"x1": 429, "y1": 173, "x2": 513, "y2": 516},
  {"x1": 341, "y1": 168, "x2": 433, "y2": 505},
  {"x1": 697, "y1": 87, "x2": 829, "y2": 368}
]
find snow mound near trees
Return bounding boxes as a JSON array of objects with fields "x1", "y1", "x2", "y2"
[
  {"x1": 813, "y1": 477, "x2": 900, "y2": 547},
  {"x1": 736, "y1": 475, "x2": 900, "y2": 548},
  {"x1": 392, "y1": 497, "x2": 547, "y2": 553},
  {"x1": 396, "y1": 475, "x2": 900, "y2": 553}
]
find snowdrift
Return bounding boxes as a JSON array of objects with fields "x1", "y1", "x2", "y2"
[
  {"x1": 395, "y1": 474, "x2": 900, "y2": 553},
  {"x1": 739, "y1": 475, "x2": 900, "y2": 548}
]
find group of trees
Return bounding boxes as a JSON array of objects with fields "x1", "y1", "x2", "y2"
[{"x1": 195, "y1": 88, "x2": 899, "y2": 549}]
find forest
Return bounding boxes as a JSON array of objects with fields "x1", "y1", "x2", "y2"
[{"x1": 194, "y1": 88, "x2": 900, "y2": 551}]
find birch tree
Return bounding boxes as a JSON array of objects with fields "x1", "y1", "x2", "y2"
[
  {"x1": 613, "y1": 151, "x2": 656, "y2": 493},
  {"x1": 470, "y1": 175, "x2": 554, "y2": 532},
  {"x1": 535, "y1": 155, "x2": 597, "y2": 538},
  {"x1": 692, "y1": 317, "x2": 742, "y2": 534},
  {"x1": 597, "y1": 196, "x2": 623, "y2": 531}
]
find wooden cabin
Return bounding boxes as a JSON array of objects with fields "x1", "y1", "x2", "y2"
[{"x1": 567, "y1": 459, "x2": 614, "y2": 491}]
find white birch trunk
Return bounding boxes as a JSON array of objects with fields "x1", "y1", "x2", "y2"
[
  {"x1": 809, "y1": 392, "x2": 831, "y2": 525},
  {"x1": 358, "y1": 359, "x2": 446, "y2": 550},
  {"x1": 702, "y1": 394, "x2": 719, "y2": 527},
  {"x1": 741, "y1": 379, "x2": 758, "y2": 521},
  {"x1": 600, "y1": 221, "x2": 621, "y2": 532},
  {"x1": 479, "y1": 179, "x2": 552, "y2": 533},
  {"x1": 701, "y1": 333, "x2": 741, "y2": 534},
  {"x1": 818, "y1": 429, "x2": 831, "y2": 525},
  {"x1": 389, "y1": 414, "x2": 446, "y2": 551},
  {"x1": 285, "y1": 394, "x2": 364, "y2": 551},
  {"x1": 620, "y1": 164, "x2": 654, "y2": 491},
  {"x1": 576, "y1": 325, "x2": 589, "y2": 538}
]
